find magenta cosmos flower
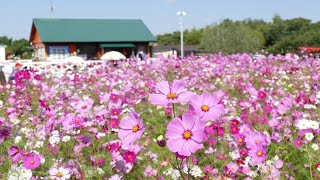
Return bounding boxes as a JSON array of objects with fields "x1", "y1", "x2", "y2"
[
  {"x1": 165, "y1": 113, "x2": 206, "y2": 156},
  {"x1": 22, "y1": 153, "x2": 41, "y2": 170},
  {"x1": 189, "y1": 92, "x2": 224, "y2": 122},
  {"x1": 149, "y1": 80, "x2": 193, "y2": 106},
  {"x1": 118, "y1": 112, "x2": 144, "y2": 145}
]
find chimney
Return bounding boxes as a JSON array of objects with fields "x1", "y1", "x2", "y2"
[{"x1": 0, "y1": 45, "x2": 6, "y2": 61}]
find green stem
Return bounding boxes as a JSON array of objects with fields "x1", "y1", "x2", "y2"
[
  {"x1": 172, "y1": 104, "x2": 176, "y2": 118},
  {"x1": 175, "y1": 157, "x2": 185, "y2": 180}
]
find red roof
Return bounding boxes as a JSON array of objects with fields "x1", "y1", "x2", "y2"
[{"x1": 298, "y1": 46, "x2": 320, "y2": 52}]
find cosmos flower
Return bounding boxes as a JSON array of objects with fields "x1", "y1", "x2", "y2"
[
  {"x1": 144, "y1": 165, "x2": 158, "y2": 177},
  {"x1": 123, "y1": 151, "x2": 137, "y2": 163},
  {"x1": 227, "y1": 162, "x2": 239, "y2": 174},
  {"x1": 118, "y1": 112, "x2": 144, "y2": 145},
  {"x1": 149, "y1": 80, "x2": 193, "y2": 106},
  {"x1": 49, "y1": 167, "x2": 71, "y2": 180},
  {"x1": 293, "y1": 138, "x2": 303, "y2": 147},
  {"x1": 189, "y1": 92, "x2": 224, "y2": 122},
  {"x1": 248, "y1": 145, "x2": 267, "y2": 166},
  {"x1": 165, "y1": 113, "x2": 206, "y2": 156},
  {"x1": 22, "y1": 154, "x2": 41, "y2": 170},
  {"x1": 8, "y1": 146, "x2": 22, "y2": 163}
]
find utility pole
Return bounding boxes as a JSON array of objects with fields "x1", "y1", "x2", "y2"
[
  {"x1": 50, "y1": 0, "x2": 54, "y2": 18},
  {"x1": 177, "y1": 11, "x2": 186, "y2": 58}
]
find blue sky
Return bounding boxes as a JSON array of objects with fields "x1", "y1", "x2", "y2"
[{"x1": 1, "y1": 0, "x2": 320, "y2": 39}]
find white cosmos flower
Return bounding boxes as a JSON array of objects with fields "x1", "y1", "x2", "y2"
[
  {"x1": 310, "y1": 121, "x2": 319, "y2": 130},
  {"x1": 14, "y1": 136, "x2": 22, "y2": 143},
  {"x1": 296, "y1": 119, "x2": 309, "y2": 129},
  {"x1": 8, "y1": 166, "x2": 32, "y2": 180},
  {"x1": 49, "y1": 167, "x2": 70, "y2": 180},
  {"x1": 62, "y1": 136, "x2": 71, "y2": 142},
  {"x1": 49, "y1": 136, "x2": 60, "y2": 145},
  {"x1": 191, "y1": 165, "x2": 203, "y2": 177},
  {"x1": 311, "y1": 144, "x2": 319, "y2": 151},
  {"x1": 305, "y1": 132, "x2": 314, "y2": 141}
]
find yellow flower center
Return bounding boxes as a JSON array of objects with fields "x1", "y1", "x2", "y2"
[
  {"x1": 132, "y1": 125, "x2": 139, "y2": 132},
  {"x1": 183, "y1": 130, "x2": 192, "y2": 139},
  {"x1": 167, "y1": 93, "x2": 177, "y2": 99},
  {"x1": 257, "y1": 151, "x2": 263, "y2": 156},
  {"x1": 238, "y1": 138, "x2": 243, "y2": 143},
  {"x1": 201, "y1": 105, "x2": 209, "y2": 112},
  {"x1": 75, "y1": 119, "x2": 79, "y2": 124},
  {"x1": 256, "y1": 140, "x2": 260, "y2": 144},
  {"x1": 56, "y1": 172, "x2": 63, "y2": 177},
  {"x1": 30, "y1": 160, "x2": 34, "y2": 164}
]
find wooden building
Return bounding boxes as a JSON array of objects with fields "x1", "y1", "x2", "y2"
[{"x1": 29, "y1": 18, "x2": 157, "y2": 60}]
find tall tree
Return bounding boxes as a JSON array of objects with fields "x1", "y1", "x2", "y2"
[{"x1": 201, "y1": 20, "x2": 264, "y2": 54}]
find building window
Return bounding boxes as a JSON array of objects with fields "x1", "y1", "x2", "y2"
[
  {"x1": 77, "y1": 44, "x2": 97, "y2": 60},
  {"x1": 49, "y1": 46, "x2": 70, "y2": 60}
]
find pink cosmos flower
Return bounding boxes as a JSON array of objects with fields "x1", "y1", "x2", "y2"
[
  {"x1": 227, "y1": 162, "x2": 239, "y2": 174},
  {"x1": 8, "y1": 146, "x2": 22, "y2": 163},
  {"x1": 143, "y1": 165, "x2": 158, "y2": 177},
  {"x1": 245, "y1": 132, "x2": 268, "y2": 148},
  {"x1": 165, "y1": 113, "x2": 206, "y2": 156},
  {"x1": 248, "y1": 145, "x2": 267, "y2": 166},
  {"x1": 293, "y1": 138, "x2": 303, "y2": 147},
  {"x1": 149, "y1": 80, "x2": 193, "y2": 106},
  {"x1": 189, "y1": 92, "x2": 224, "y2": 122},
  {"x1": 109, "y1": 174, "x2": 123, "y2": 180},
  {"x1": 71, "y1": 116, "x2": 84, "y2": 128},
  {"x1": 109, "y1": 118, "x2": 119, "y2": 128},
  {"x1": 111, "y1": 108, "x2": 122, "y2": 116},
  {"x1": 22, "y1": 154, "x2": 41, "y2": 170},
  {"x1": 75, "y1": 98, "x2": 94, "y2": 115},
  {"x1": 118, "y1": 112, "x2": 144, "y2": 145},
  {"x1": 274, "y1": 160, "x2": 284, "y2": 169}
]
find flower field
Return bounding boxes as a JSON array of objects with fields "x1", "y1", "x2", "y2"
[{"x1": 0, "y1": 53, "x2": 319, "y2": 179}]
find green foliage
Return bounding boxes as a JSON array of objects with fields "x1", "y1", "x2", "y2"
[
  {"x1": 156, "y1": 28, "x2": 203, "y2": 46},
  {"x1": 157, "y1": 15, "x2": 320, "y2": 54},
  {"x1": 0, "y1": 36, "x2": 32, "y2": 59},
  {"x1": 200, "y1": 19, "x2": 264, "y2": 54}
]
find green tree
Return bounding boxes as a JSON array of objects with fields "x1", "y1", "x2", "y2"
[
  {"x1": 201, "y1": 20, "x2": 264, "y2": 54},
  {"x1": 0, "y1": 36, "x2": 32, "y2": 59}
]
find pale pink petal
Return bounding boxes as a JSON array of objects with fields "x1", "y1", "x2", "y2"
[
  {"x1": 202, "y1": 92, "x2": 214, "y2": 105},
  {"x1": 166, "y1": 128, "x2": 182, "y2": 138},
  {"x1": 156, "y1": 81, "x2": 170, "y2": 95},
  {"x1": 177, "y1": 91, "x2": 194, "y2": 103},
  {"x1": 135, "y1": 129, "x2": 144, "y2": 139},
  {"x1": 178, "y1": 141, "x2": 192, "y2": 156},
  {"x1": 119, "y1": 118, "x2": 134, "y2": 129},
  {"x1": 166, "y1": 118, "x2": 185, "y2": 135},
  {"x1": 128, "y1": 112, "x2": 140, "y2": 125},
  {"x1": 189, "y1": 94, "x2": 202, "y2": 108},
  {"x1": 203, "y1": 104, "x2": 224, "y2": 121},
  {"x1": 167, "y1": 137, "x2": 184, "y2": 152},
  {"x1": 121, "y1": 132, "x2": 138, "y2": 145},
  {"x1": 171, "y1": 80, "x2": 187, "y2": 94},
  {"x1": 188, "y1": 140, "x2": 204, "y2": 154},
  {"x1": 182, "y1": 113, "x2": 195, "y2": 130},
  {"x1": 118, "y1": 129, "x2": 132, "y2": 139},
  {"x1": 149, "y1": 94, "x2": 168, "y2": 106},
  {"x1": 191, "y1": 131, "x2": 205, "y2": 143}
]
